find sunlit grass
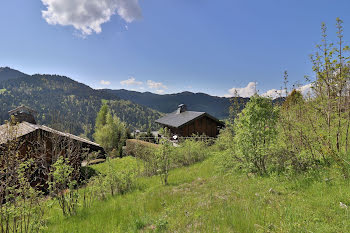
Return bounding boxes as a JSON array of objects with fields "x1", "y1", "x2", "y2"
[{"x1": 45, "y1": 154, "x2": 350, "y2": 232}]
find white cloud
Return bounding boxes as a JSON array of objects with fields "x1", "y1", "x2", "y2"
[
  {"x1": 41, "y1": 0, "x2": 142, "y2": 35},
  {"x1": 155, "y1": 89, "x2": 165, "y2": 94},
  {"x1": 298, "y1": 83, "x2": 313, "y2": 96},
  {"x1": 261, "y1": 89, "x2": 286, "y2": 99},
  {"x1": 100, "y1": 80, "x2": 111, "y2": 85},
  {"x1": 147, "y1": 80, "x2": 167, "y2": 89},
  {"x1": 225, "y1": 82, "x2": 314, "y2": 99},
  {"x1": 120, "y1": 77, "x2": 142, "y2": 86},
  {"x1": 262, "y1": 83, "x2": 313, "y2": 99},
  {"x1": 226, "y1": 82, "x2": 257, "y2": 98}
]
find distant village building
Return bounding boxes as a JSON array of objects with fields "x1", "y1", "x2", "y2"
[
  {"x1": 155, "y1": 104, "x2": 224, "y2": 137},
  {"x1": 0, "y1": 106, "x2": 104, "y2": 187}
]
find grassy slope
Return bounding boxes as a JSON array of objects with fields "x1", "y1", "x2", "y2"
[{"x1": 46, "y1": 154, "x2": 350, "y2": 233}]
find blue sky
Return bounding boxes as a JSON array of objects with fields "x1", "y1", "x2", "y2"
[{"x1": 0, "y1": 0, "x2": 350, "y2": 97}]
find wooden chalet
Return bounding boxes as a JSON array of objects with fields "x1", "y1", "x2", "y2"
[
  {"x1": 155, "y1": 104, "x2": 224, "y2": 137},
  {"x1": 0, "y1": 106, "x2": 105, "y2": 187}
]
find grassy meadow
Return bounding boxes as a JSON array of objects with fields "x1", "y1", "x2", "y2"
[{"x1": 44, "y1": 153, "x2": 350, "y2": 233}]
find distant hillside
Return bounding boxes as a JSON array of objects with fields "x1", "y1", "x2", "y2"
[
  {"x1": 0, "y1": 68, "x2": 162, "y2": 139},
  {"x1": 103, "y1": 89, "x2": 250, "y2": 119},
  {"x1": 0, "y1": 67, "x2": 28, "y2": 81}
]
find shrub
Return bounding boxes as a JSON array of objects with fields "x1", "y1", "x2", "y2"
[
  {"x1": 174, "y1": 138, "x2": 208, "y2": 166},
  {"x1": 89, "y1": 174, "x2": 108, "y2": 201},
  {"x1": 48, "y1": 157, "x2": 79, "y2": 216},
  {"x1": 125, "y1": 139, "x2": 159, "y2": 158},
  {"x1": 214, "y1": 124, "x2": 235, "y2": 151},
  {"x1": 125, "y1": 139, "x2": 159, "y2": 176},
  {"x1": 104, "y1": 160, "x2": 136, "y2": 196},
  {"x1": 234, "y1": 95, "x2": 279, "y2": 175},
  {"x1": 0, "y1": 160, "x2": 47, "y2": 232},
  {"x1": 84, "y1": 159, "x2": 136, "y2": 204},
  {"x1": 155, "y1": 139, "x2": 174, "y2": 185}
]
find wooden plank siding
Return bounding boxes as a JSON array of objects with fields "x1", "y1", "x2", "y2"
[{"x1": 174, "y1": 115, "x2": 220, "y2": 137}]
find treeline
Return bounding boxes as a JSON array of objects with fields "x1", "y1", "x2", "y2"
[
  {"x1": 0, "y1": 74, "x2": 162, "y2": 139},
  {"x1": 217, "y1": 18, "x2": 350, "y2": 177}
]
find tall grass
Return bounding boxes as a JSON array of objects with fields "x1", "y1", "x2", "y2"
[{"x1": 44, "y1": 152, "x2": 350, "y2": 232}]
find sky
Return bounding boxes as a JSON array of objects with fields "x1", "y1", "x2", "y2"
[{"x1": 1, "y1": 0, "x2": 350, "y2": 97}]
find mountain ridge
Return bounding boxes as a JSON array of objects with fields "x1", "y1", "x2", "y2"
[
  {"x1": 0, "y1": 67, "x2": 163, "y2": 139},
  {"x1": 0, "y1": 67, "x2": 28, "y2": 82},
  {"x1": 0, "y1": 67, "x2": 245, "y2": 120},
  {"x1": 0, "y1": 67, "x2": 282, "y2": 135},
  {"x1": 102, "y1": 89, "x2": 249, "y2": 119}
]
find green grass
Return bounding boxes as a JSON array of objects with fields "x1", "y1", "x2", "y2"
[
  {"x1": 91, "y1": 156, "x2": 141, "y2": 174},
  {"x1": 45, "y1": 153, "x2": 350, "y2": 232}
]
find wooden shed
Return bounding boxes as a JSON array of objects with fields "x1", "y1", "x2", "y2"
[
  {"x1": 0, "y1": 106, "x2": 105, "y2": 188},
  {"x1": 155, "y1": 104, "x2": 224, "y2": 137}
]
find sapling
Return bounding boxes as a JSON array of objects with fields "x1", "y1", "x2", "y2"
[
  {"x1": 155, "y1": 139, "x2": 173, "y2": 185},
  {"x1": 48, "y1": 157, "x2": 79, "y2": 216}
]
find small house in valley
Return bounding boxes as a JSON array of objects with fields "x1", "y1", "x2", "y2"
[{"x1": 155, "y1": 104, "x2": 224, "y2": 137}]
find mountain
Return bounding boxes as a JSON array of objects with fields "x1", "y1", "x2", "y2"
[
  {"x1": 0, "y1": 67, "x2": 28, "y2": 81},
  {"x1": 0, "y1": 68, "x2": 162, "y2": 139},
  {"x1": 0, "y1": 67, "x2": 283, "y2": 139},
  {"x1": 103, "y1": 89, "x2": 250, "y2": 119}
]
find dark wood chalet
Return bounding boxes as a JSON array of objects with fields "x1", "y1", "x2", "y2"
[
  {"x1": 0, "y1": 106, "x2": 105, "y2": 187},
  {"x1": 155, "y1": 104, "x2": 224, "y2": 137}
]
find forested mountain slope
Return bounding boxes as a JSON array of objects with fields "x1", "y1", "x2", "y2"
[
  {"x1": 104, "y1": 89, "x2": 250, "y2": 119},
  {"x1": 0, "y1": 67, "x2": 28, "y2": 81},
  {"x1": 105, "y1": 89, "x2": 285, "y2": 119},
  {"x1": 0, "y1": 69, "x2": 162, "y2": 139}
]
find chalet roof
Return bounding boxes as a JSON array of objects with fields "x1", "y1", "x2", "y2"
[
  {"x1": 8, "y1": 105, "x2": 36, "y2": 115},
  {"x1": 0, "y1": 121, "x2": 101, "y2": 148},
  {"x1": 155, "y1": 110, "x2": 223, "y2": 128}
]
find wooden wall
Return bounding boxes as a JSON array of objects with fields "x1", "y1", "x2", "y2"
[
  {"x1": 0, "y1": 129, "x2": 103, "y2": 190},
  {"x1": 172, "y1": 116, "x2": 221, "y2": 137}
]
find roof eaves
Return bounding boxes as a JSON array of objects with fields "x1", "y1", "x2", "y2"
[{"x1": 0, "y1": 122, "x2": 102, "y2": 149}]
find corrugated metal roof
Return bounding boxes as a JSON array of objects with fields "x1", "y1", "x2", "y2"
[
  {"x1": 0, "y1": 122, "x2": 101, "y2": 147},
  {"x1": 155, "y1": 111, "x2": 207, "y2": 128}
]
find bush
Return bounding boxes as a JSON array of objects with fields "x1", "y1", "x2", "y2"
[
  {"x1": 174, "y1": 138, "x2": 209, "y2": 166},
  {"x1": 125, "y1": 139, "x2": 159, "y2": 176},
  {"x1": 126, "y1": 137, "x2": 209, "y2": 184},
  {"x1": 0, "y1": 160, "x2": 47, "y2": 232},
  {"x1": 48, "y1": 157, "x2": 79, "y2": 216},
  {"x1": 155, "y1": 139, "x2": 174, "y2": 185},
  {"x1": 84, "y1": 159, "x2": 136, "y2": 202},
  {"x1": 104, "y1": 160, "x2": 136, "y2": 195},
  {"x1": 214, "y1": 125, "x2": 235, "y2": 151},
  {"x1": 233, "y1": 95, "x2": 279, "y2": 175},
  {"x1": 125, "y1": 139, "x2": 159, "y2": 158}
]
